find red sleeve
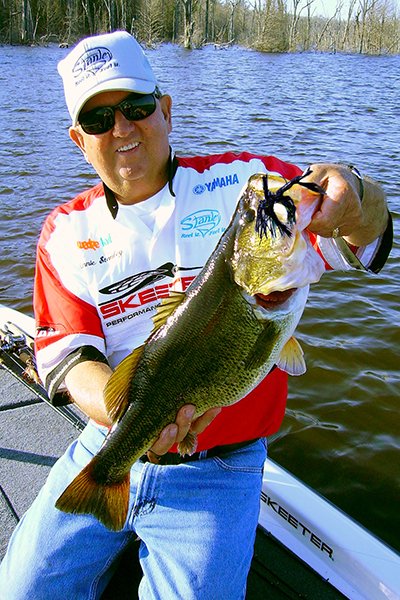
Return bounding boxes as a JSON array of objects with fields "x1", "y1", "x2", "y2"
[{"x1": 33, "y1": 218, "x2": 104, "y2": 357}]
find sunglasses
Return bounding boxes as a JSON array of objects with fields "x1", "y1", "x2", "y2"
[{"x1": 78, "y1": 92, "x2": 160, "y2": 135}]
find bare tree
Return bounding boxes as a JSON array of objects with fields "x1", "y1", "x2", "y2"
[
  {"x1": 0, "y1": 0, "x2": 398, "y2": 53},
  {"x1": 315, "y1": 1, "x2": 343, "y2": 50},
  {"x1": 255, "y1": 0, "x2": 288, "y2": 52},
  {"x1": 356, "y1": 0, "x2": 380, "y2": 52},
  {"x1": 288, "y1": 0, "x2": 316, "y2": 50},
  {"x1": 136, "y1": 0, "x2": 164, "y2": 45},
  {"x1": 80, "y1": 0, "x2": 95, "y2": 34},
  {"x1": 340, "y1": 0, "x2": 357, "y2": 50},
  {"x1": 179, "y1": 0, "x2": 198, "y2": 47},
  {"x1": 21, "y1": 0, "x2": 34, "y2": 42}
]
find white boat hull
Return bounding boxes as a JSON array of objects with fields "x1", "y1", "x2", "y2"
[{"x1": 260, "y1": 459, "x2": 400, "y2": 599}]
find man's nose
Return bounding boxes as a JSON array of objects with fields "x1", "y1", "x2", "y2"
[{"x1": 112, "y1": 108, "x2": 136, "y2": 136}]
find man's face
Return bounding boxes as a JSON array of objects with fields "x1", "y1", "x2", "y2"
[{"x1": 70, "y1": 90, "x2": 172, "y2": 204}]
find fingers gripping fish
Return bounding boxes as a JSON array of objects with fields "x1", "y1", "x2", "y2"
[{"x1": 55, "y1": 169, "x2": 326, "y2": 531}]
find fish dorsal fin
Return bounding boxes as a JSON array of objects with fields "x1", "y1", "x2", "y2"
[
  {"x1": 103, "y1": 346, "x2": 145, "y2": 423},
  {"x1": 276, "y1": 336, "x2": 306, "y2": 376},
  {"x1": 152, "y1": 291, "x2": 186, "y2": 332}
]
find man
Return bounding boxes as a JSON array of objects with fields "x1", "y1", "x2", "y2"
[{"x1": 0, "y1": 31, "x2": 392, "y2": 599}]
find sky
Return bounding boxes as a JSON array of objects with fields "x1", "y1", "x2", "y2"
[{"x1": 309, "y1": 0, "x2": 352, "y2": 17}]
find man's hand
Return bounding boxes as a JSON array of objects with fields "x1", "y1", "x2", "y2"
[
  {"x1": 146, "y1": 405, "x2": 221, "y2": 463},
  {"x1": 303, "y1": 163, "x2": 388, "y2": 246},
  {"x1": 65, "y1": 362, "x2": 221, "y2": 463}
]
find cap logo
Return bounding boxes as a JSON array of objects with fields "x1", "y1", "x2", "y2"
[{"x1": 72, "y1": 46, "x2": 113, "y2": 80}]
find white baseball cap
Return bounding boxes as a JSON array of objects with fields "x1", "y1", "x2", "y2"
[{"x1": 58, "y1": 31, "x2": 158, "y2": 125}]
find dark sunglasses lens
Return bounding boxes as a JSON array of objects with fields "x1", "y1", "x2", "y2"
[
  {"x1": 120, "y1": 95, "x2": 156, "y2": 121},
  {"x1": 80, "y1": 107, "x2": 115, "y2": 135},
  {"x1": 79, "y1": 94, "x2": 157, "y2": 134}
]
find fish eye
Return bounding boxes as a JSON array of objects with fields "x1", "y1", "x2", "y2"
[{"x1": 242, "y1": 209, "x2": 255, "y2": 223}]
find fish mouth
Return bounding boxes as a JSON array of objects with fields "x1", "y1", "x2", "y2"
[{"x1": 255, "y1": 288, "x2": 296, "y2": 308}]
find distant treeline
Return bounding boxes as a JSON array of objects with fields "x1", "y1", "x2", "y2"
[{"x1": 1, "y1": 0, "x2": 399, "y2": 55}]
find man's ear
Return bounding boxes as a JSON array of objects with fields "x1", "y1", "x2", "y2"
[
  {"x1": 160, "y1": 95, "x2": 172, "y2": 133},
  {"x1": 69, "y1": 126, "x2": 91, "y2": 163}
]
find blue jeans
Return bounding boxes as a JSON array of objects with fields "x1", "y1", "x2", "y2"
[{"x1": 0, "y1": 421, "x2": 266, "y2": 599}]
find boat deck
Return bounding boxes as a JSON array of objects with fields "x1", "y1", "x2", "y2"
[{"x1": 0, "y1": 366, "x2": 345, "y2": 598}]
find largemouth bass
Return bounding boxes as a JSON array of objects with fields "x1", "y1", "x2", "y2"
[{"x1": 56, "y1": 169, "x2": 326, "y2": 531}]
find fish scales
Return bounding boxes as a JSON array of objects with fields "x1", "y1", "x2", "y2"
[
  {"x1": 55, "y1": 171, "x2": 326, "y2": 530},
  {"x1": 99, "y1": 255, "x2": 287, "y2": 473}
]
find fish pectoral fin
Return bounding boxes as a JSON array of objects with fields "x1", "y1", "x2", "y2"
[
  {"x1": 104, "y1": 346, "x2": 145, "y2": 423},
  {"x1": 152, "y1": 291, "x2": 186, "y2": 332},
  {"x1": 276, "y1": 336, "x2": 306, "y2": 376},
  {"x1": 244, "y1": 321, "x2": 279, "y2": 370},
  {"x1": 55, "y1": 457, "x2": 130, "y2": 531}
]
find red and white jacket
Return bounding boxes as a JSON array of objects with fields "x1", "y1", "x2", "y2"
[{"x1": 34, "y1": 152, "x2": 392, "y2": 449}]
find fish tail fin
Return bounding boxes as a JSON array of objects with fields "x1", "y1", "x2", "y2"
[{"x1": 55, "y1": 458, "x2": 130, "y2": 531}]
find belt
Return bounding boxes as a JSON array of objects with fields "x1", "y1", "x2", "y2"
[{"x1": 140, "y1": 439, "x2": 259, "y2": 466}]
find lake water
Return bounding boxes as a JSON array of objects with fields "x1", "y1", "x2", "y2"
[{"x1": 0, "y1": 43, "x2": 399, "y2": 551}]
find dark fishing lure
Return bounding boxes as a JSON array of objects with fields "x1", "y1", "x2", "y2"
[{"x1": 256, "y1": 168, "x2": 326, "y2": 240}]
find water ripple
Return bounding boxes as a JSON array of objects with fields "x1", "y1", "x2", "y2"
[{"x1": 0, "y1": 44, "x2": 399, "y2": 550}]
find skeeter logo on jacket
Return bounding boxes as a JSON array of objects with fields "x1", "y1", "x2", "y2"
[{"x1": 99, "y1": 262, "x2": 200, "y2": 322}]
